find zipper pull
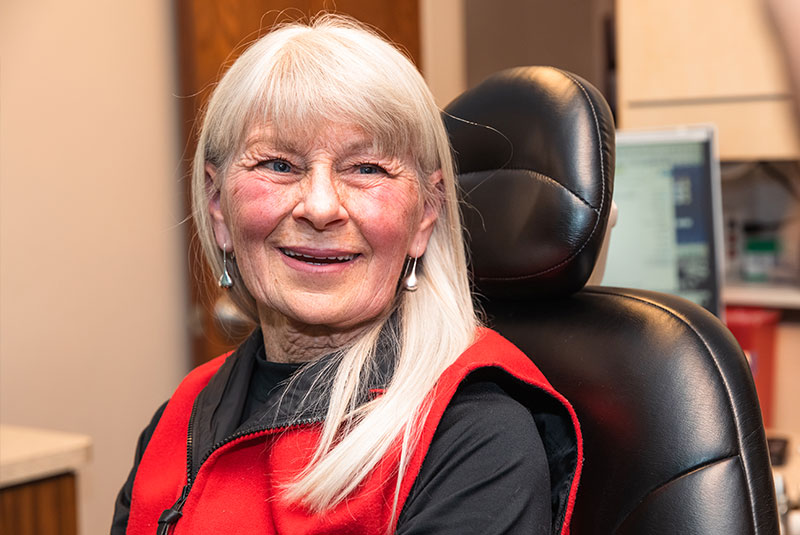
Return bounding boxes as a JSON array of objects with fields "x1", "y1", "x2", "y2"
[{"x1": 156, "y1": 484, "x2": 190, "y2": 535}]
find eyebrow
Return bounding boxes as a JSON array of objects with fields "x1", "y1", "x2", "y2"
[
  {"x1": 339, "y1": 139, "x2": 380, "y2": 155},
  {"x1": 243, "y1": 132, "x2": 300, "y2": 153}
]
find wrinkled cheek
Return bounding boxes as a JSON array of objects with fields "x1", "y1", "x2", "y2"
[
  {"x1": 359, "y1": 204, "x2": 420, "y2": 273},
  {"x1": 360, "y1": 191, "x2": 420, "y2": 244},
  {"x1": 223, "y1": 203, "x2": 281, "y2": 300},
  {"x1": 230, "y1": 204, "x2": 280, "y2": 245},
  {"x1": 224, "y1": 184, "x2": 288, "y2": 245}
]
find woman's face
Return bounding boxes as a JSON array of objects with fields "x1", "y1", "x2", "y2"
[{"x1": 208, "y1": 122, "x2": 440, "y2": 331}]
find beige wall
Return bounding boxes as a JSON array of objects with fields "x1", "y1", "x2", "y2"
[
  {"x1": 0, "y1": 1, "x2": 189, "y2": 533},
  {"x1": 420, "y1": 0, "x2": 613, "y2": 103},
  {"x1": 464, "y1": 0, "x2": 612, "y2": 91},
  {"x1": 420, "y1": 0, "x2": 467, "y2": 106},
  {"x1": 775, "y1": 321, "x2": 800, "y2": 432}
]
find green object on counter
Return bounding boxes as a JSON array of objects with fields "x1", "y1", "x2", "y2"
[{"x1": 742, "y1": 237, "x2": 780, "y2": 282}]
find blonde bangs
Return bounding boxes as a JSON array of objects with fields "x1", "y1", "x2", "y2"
[{"x1": 207, "y1": 19, "x2": 439, "y2": 179}]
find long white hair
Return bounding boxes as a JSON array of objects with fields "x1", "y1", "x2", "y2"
[{"x1": 191, "y1": 14, "x2": 479, "y2": 521}]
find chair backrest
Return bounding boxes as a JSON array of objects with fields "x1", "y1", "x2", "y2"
[{"x1": 444, "y1": 67, "x2": 779, "y2": 534}]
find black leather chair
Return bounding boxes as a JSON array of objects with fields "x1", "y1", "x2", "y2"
[{"x1": 444, "y1": 67, "x2": 780, "y2": 534}]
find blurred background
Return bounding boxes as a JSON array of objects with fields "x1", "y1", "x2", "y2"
[{"x1": 1, "y1": 1, "x2": 798, "y2": 533}]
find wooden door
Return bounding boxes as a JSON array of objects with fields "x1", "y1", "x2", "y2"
[{"x1": 175, "y1": 1, "x2": 421, "y2": 366}]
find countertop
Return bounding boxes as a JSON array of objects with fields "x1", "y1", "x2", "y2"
[{"x1": 0, "y1": 424, "x2": 92, "y2": 488}]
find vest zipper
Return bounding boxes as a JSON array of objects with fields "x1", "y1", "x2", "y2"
[
  {"x1": 156, "y1": 483, "x2": 189, "y2": 535},
  {"x1": 155, "y1": 398, "x2": 321, "y2": 534}
]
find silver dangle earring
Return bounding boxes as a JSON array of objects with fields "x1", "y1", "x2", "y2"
[
  {"x1": 404, "y1": 255, "x2": 419, "y2": 292},
  {"x1": 218, "y1": 246, "x2": 234, "y2": 289}
]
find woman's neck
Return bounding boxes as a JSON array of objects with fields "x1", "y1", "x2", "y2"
[{"x1": 258, "y1": 309, "x2": 368, "y2": 363}]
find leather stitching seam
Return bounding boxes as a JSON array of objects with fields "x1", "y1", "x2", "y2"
[
  {"x1": 459, "y1": 168, "x2": 600, "y2": 213},
  {"x1": 474, "y1": 67, "x2": 609, "y2": 281}
]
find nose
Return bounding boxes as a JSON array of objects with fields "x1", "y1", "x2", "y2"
[{"x1": 292, "y1": 166, "x2": 348, "y2": 230}]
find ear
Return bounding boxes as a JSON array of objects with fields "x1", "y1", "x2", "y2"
[
  {"x1": 206, "y1": 162, "x2": 233, "y2": 252},
  {"x1": 408, "y1": 170, "x2": 443, "y2": 257}
]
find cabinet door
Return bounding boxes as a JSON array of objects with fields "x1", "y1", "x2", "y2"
[
  {"x1": 616, "y1": 0, "x2": 800, "y2": 160},
  {"x1": 0, "y1": 474, "x2": 77, "y2": 535}
]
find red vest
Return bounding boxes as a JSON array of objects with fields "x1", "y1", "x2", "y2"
[{"x1": 127, "y1": 328, "x2": 582, "y2": 534}]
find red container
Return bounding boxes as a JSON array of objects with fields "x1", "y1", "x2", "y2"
[{"x1": 726, "y1": 307, "x2": 782, "y2": 427}]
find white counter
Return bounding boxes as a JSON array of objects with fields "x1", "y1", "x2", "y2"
[{"x1": 0, "y1": 424, "x2": 92, "y2": 488}]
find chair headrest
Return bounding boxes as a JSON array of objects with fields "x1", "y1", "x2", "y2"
[{"x1": 444, "y1": 67, "x2": 616, "y2": 298}]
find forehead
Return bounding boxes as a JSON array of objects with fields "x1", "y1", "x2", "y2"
[{"x1": 242, "y1": 120, "x2": 400, "y2": 159}]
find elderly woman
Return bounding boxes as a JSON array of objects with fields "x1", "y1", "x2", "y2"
[{"x1": 112, "y1": 16, "x2": 580, "y2": 535}]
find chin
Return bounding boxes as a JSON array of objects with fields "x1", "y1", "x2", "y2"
[{"x1": 292, "y1": 302, "x2": 392, "y2": 332}]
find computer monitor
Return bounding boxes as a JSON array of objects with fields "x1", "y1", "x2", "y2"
[{"x1": 601, "y1": 125, "x2": 724, "y2": 317}]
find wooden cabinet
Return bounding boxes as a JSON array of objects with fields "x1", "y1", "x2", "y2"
[
  {"x1": 0, "y1": 474, "x2": 77, "y2": 535},
  {"x1": 0, "y1": 426, "x2": 90, "y2": 535},
  {"x1": 616, "y1": 0, "x2": 800, "y2": 160}
]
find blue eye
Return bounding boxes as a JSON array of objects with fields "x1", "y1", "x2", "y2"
[
  {"x1": 261, "y1": 159, "x2": 292, "y2": 173},
  {"x1": 358, "y1": 164, "x2": 386, "y2": 175}
]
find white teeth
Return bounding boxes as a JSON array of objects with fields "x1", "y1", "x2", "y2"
[{"x1": 281, "y1": 249, "x2": 355, "y2": 262}]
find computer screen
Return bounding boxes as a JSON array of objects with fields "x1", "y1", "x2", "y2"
[{"x1": 601, "y1": 126, "x2": 724, "y2": 316}]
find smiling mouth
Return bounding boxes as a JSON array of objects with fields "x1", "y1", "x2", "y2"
[{"x1": 280, "y1": 248, "x2": 359, "y2": 265}]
